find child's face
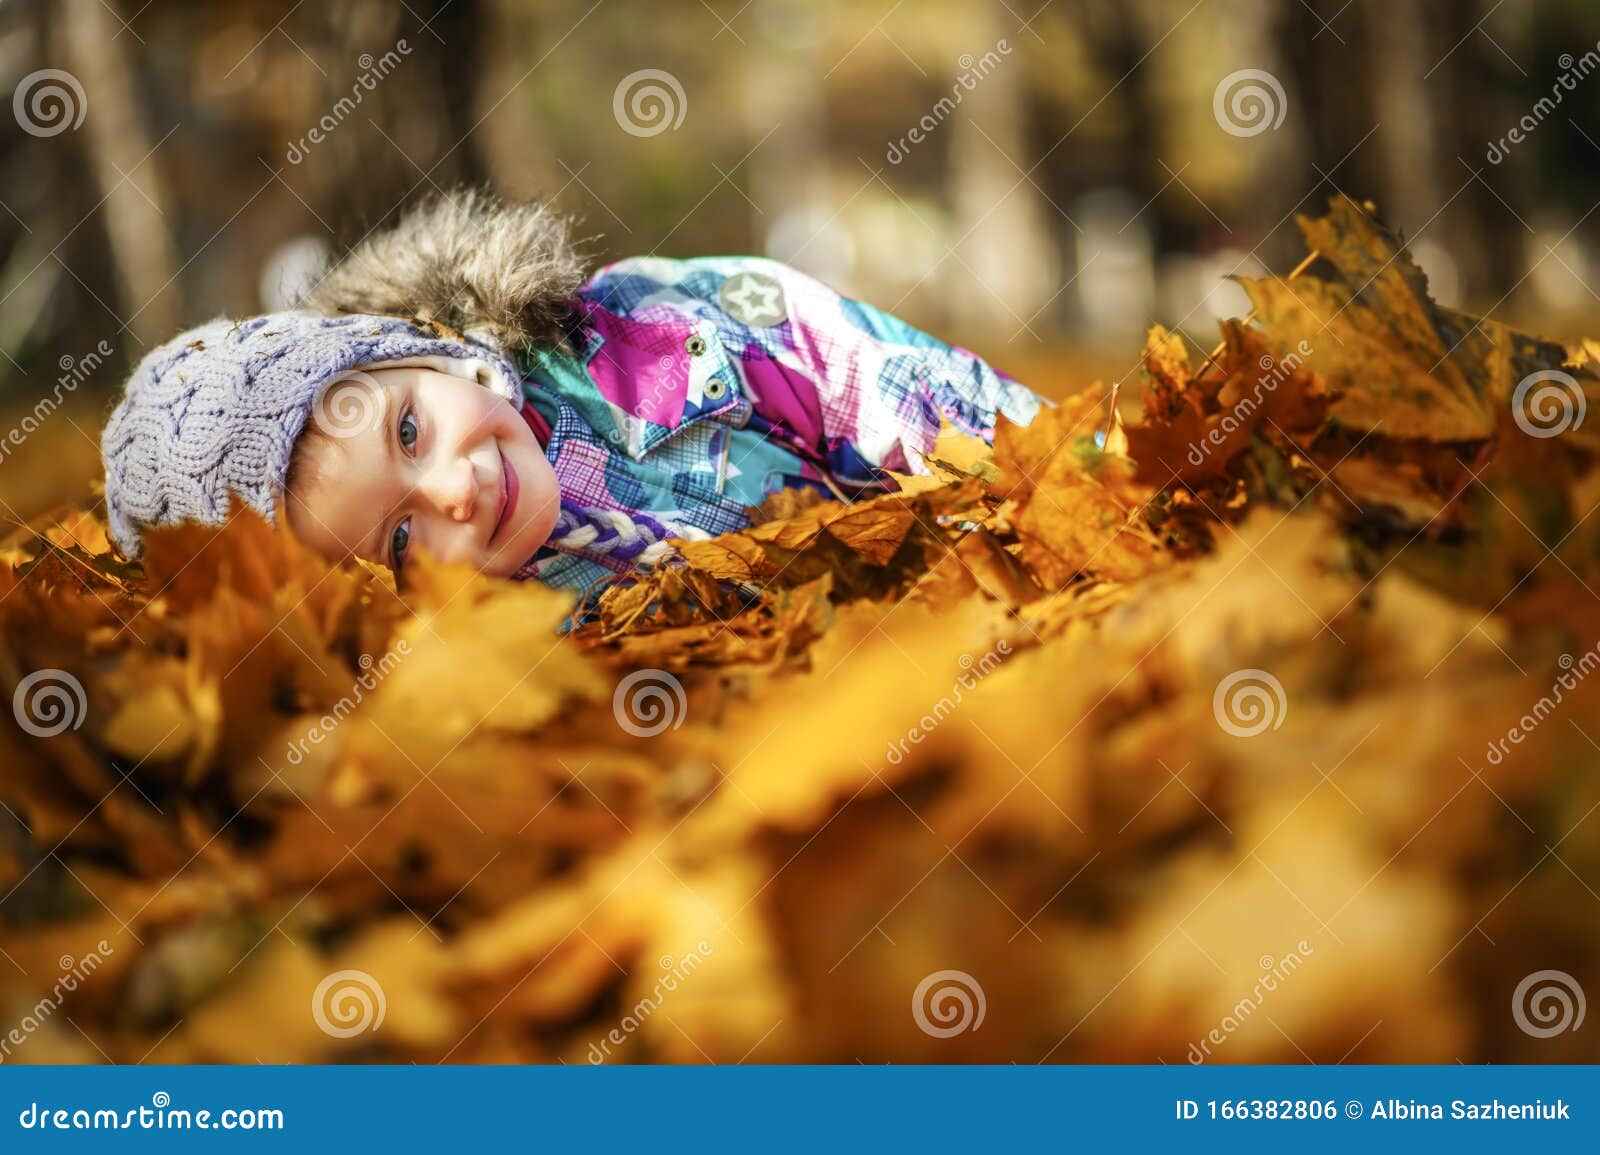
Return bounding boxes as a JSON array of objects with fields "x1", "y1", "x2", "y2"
[{"x1": 284, "y1": 366, "x2": 561, "y2": 579}]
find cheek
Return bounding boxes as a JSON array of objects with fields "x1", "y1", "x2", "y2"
[
  {"x1": 412, "y1": 509, "x2": 484, "y2": 567},
  {"x1": 470, "y1": 395, "x2": 537, "y2": 460},
  {"x1": 524, "y1": 443, "x2": 561, "y2": 513},
  {"x1": 284, "y1": 477, "x2": 365, "y2": 564},
  {"x1": 484, "y1": 442, "x2": 559, "y2": 573},
  {"x1": 425, "y1": 383, "x2": 509, "y2": 444}
]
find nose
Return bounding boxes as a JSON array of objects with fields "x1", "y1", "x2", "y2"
[{"x1": 422, "y1": 456, "x2": 479, "y2": 524}]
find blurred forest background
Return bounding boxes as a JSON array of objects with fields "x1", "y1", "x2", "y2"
[{"x1": 1, "y1": 0, "x2": 1598, "y2": 522}]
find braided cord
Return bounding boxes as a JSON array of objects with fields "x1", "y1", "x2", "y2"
[{"x1": 519, "y1": 498, "x2": 710, "y2": 577}]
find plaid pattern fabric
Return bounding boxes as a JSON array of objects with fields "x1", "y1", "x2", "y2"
[{"x1": 515, "y1": 254, "x2": 1050, "y2": 610}]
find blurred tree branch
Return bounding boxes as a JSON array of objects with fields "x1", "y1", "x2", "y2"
[{"x1": 61, "y1": 0, "x2": 178, "y2": 347}]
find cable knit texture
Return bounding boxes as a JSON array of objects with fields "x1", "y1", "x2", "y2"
[{"x1": 99, "y1": 310, "x2": 521, "y2": 558}]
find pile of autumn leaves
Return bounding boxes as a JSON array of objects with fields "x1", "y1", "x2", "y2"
[{"x1": 2, "y1": 197, "x2": 1599, "y2": 1064}]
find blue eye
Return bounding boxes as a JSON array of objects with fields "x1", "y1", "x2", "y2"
[
  {"x1": 390, "y1": 518, "x2": 411, "y2": 569},
  {"x1": 398, "y1": 408, "x2": 418, "y2": 452}
]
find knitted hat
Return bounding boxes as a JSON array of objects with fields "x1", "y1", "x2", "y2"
[{"x1": 100, "y1": 310, "x2": 523, "y2": 558}]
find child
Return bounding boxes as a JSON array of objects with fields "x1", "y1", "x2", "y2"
[{"x1": 101, "y1": 190, "x2": 1050, "y2": 606}]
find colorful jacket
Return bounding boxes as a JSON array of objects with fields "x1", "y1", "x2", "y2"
[{"x1": 511, "y1": 254, "x2": 1051, "y2": 597}]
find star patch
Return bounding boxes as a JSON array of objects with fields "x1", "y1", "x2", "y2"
[{"x1": 718, "y1": 271, "x2": 787, "y2": 327}]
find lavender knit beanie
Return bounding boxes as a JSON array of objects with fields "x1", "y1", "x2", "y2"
[{"x1": 100, "y1": 310, "x2": 523, "y2": 558}]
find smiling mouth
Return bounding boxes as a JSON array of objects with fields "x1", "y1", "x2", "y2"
[{"x1": 491, "y1": 445, "x2": 519, "y2": 547}]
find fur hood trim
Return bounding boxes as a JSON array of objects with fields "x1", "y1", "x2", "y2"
[{"x1": 297, "y1": 187, "x2": 593, "y2": 355}]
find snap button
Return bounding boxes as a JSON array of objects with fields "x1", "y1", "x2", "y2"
[
  {"x1": 685, "y1": 334, "x2": 708, "y2": 357},
  {"x1": 704, "y1": 376, "x2": 728, "y2": 400}
]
